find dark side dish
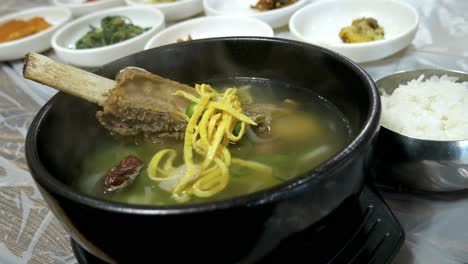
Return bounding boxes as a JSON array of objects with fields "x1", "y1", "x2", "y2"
[
  {"x1": 75, "y1": 16, "x2": 149, "y2": 49},
  {"x1": 251, "y1": 0, "x2": 297, "y2": 11}
]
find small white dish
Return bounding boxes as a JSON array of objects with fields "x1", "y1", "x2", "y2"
[
  {"x1": 289, "y1": 0, "x2": 419, "y2": 63},
  {"x1": 52, "y1": 0, "x2": 125, "y2": 17},
  {"x1": 0, "y1": 6, "x2": 72, "y2": 61},
  {"x1": 144, "y1": 16, "x2": 274, "y2": 49},
  {"x1": 51, "y1": 6, "x2": 165, "y2": 67},
  {"x1": 125, "y1": 0, "x2": 203, "y2": 21},
  {"x1": 203, "y1": 0, "x2": 307, "y2": 29}
]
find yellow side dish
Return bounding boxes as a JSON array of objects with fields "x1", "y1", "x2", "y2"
[
  {"x1": 0, "y1": 17, "x2": 51, "y2": 43},
  {"x1": 339, "y1": 17, "x2": 384, "y2": 43}
]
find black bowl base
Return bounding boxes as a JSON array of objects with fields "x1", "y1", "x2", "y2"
[{"x1": 71, "y1": 184, "x2": 404, "y2": 264}]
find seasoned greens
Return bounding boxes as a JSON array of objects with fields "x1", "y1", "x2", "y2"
[
  {"x1": 75, "y1": 16, "x2": 149, "y2": 49},
  {"x1": 251, "y1": 0, "x2": 297, "y2": 11}
]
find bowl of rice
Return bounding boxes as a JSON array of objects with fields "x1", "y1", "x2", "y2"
[{"x1": 373, "y1": 69, "x2": 468, "y2": 192}]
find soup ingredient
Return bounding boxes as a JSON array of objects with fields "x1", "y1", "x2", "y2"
[
  {"x1": 0, "y1": 17, "x2": 51, "y2": 43},
  {"x1": 251, "y1": 0, "x2": 297, "y2": 11},
  {"x1": 96, "y1": 68, "x2": 197, "y2": 142},
  {"x1": 22, "y1": 53, "x2": 351, "y2": 204},
  {"x1": 380, "y1": 74, "x2": 468, "y2": 140},
  {"x1": 23, "y1": 53, "x2": 278, "y2": 144},
  {"x1": 23, "y1": 53, "x2": 286, "y2": 145},
  {"x1": 339, "y1": 17, "x2": 384, "y2": 43},
  {"x1": 21, "y1": 53, "x2": 352, "y2": 205},
  {"x1": 75, "y1": 16, "x2": 148, "y2": 49},
  {"x1": 177, "y1": 34, "x2": 193, "y2": 43},
  {"x1": 104, "y1": 155, "x2": 143, "y2": 192},
  {"x1": 96, "y1": 68, "x2": 277, "y2": 144},
  {"x1": 147, "y1": 84, "x2": 272, "y2": 201},
  {"x1": 185, "y1": 101, "x2": 197, "y2": 117},
  {"x1": 272, "y1": 112, "x2": 319, "y2": 141},
  {"x1": 75, "y1": 79, "x2": 351, "y2": 205}
]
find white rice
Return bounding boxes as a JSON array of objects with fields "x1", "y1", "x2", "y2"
[{"x1": 380, "y1": 74, "x2": 468, "y2": 141}]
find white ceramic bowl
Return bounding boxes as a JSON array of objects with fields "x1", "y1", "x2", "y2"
[
  {"x1": 125, "y1": 0, "x2": 203, "y2": 21},
  {"x1": 0, "y1": 6, "x2": 72, "y2": 61},
  {"x1": 51, "y1": 6, "x2": 165, "y2": 67},
  {"x1": 144, "y1": 16, "x2": 274, "y2": 49},
  {"x1": 289, "y1": 0, "x2": 419, "y2": 63},
  {"x1": 52, "y1": 0, "x2": 125, "y2": 17},
  {"x1": 203, "y1": 0, "x2": 307, "y2": 29}
]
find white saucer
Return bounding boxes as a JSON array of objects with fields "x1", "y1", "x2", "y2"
[{"x1": 289, "y1": 0, "x2": 419, "y2": 63}]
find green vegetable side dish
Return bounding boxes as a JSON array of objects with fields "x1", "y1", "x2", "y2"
[{"x1": 75, "y1": 16, "x2": 150, "y2": 49}]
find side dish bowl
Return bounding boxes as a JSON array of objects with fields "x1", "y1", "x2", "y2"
[
  {"x1": 144, "y1": 16, "x2": 274, "y2": 49},
  {"x1": 289, "y1": 0, "x2": 419, "y2": 63},
  {"x1": 203, "y1": 0, "x2": 308, "y2": 28},
  {"x1": 125, "y1": 0, "x2": 203, "y2": 21},
  {"x1": 52, "y1": 0, "x2": 125, "y2": 17},
  {"x1": 26, "y1": 37, "x2": 380, "y2": 263},
  {"x1": 373, "y1": 69, "x2": 468, "y2": 192},
  {"x1": 0, "y1": 6, "x2": 72, "y2": 61},
  {"x1": 51, "y1": 6, "x2": 165, "y2": 68}
]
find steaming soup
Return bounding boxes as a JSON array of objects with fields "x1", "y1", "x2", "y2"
[{"x1": 73, "y1": 79, "x2": 351, "y2": 205}]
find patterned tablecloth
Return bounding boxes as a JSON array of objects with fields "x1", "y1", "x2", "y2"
[{"x1": 1, "y1": 0, "x2": 468, "y2": 263}]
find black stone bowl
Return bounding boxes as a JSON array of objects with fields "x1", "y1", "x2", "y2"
[{"x1": 26, "y1": 37, "x2": 380, "y2": 263}]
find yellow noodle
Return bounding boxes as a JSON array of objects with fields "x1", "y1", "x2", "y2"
[
  {"x1": 163, "y1": 150, "x2": 177, "y2": 172},
  {"x1": 193, "y1": 159, "x2": 229, "y2": 197},
  {"x1": 221, "y1": 146, "x2": 231, "y2": 166},
  {"x1": 202, "y1": 116, "x2": 228, "y2": 168},
  {"x1": 209, "y1": 101, "x2": 256, "y2": 125},
  {"x1": 198, "y1": 107, "x2": 216, "y2": 146},
  {"x1": 173, "y1": 193, "x2": 191, "y2": 203},
  {"x1": 174, "y1": 95, "x2": 211, "y2": 193},
  {"x1": 172, "y1": 90, "x2": 201, "y2": 104},
  {"x1": 207, "y1": 113, "x2": 221, "y2": 139},
  {"x1": 199, "y1": 83, "x2": 217, "y2": 94},
  {"x1": 147, "y1": 149, "x2": 177, "y2": 180},
  {"x1": 232, "y1": 158, "x2": 273, "y2": 175},
  {"x1": 148, "y1": 84, "x2": 272, "y2": 201},
  {"x1": 174, "y1": 110, "x2": 190, "y2": 122},
  {"x1": 228, "y1": 121, "x2": 246, "y2": 142},
  {"x1": 192, "y1": 130, "x2": 206, "y2": 155}
]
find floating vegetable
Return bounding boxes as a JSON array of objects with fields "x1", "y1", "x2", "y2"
[
  {"x1": 185, "y1": 102, "x2": 197, "y2": 117},
  {"x1": 0, "y1": 17, "x2": 51, "y2": 43},
  {"x1": 75, "y1": 16, "x2": 149, "y2": 49}
]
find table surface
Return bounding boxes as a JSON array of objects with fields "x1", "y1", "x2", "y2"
[{"x1": 1, "y1": 0, "x2": 468, "y2": 263}]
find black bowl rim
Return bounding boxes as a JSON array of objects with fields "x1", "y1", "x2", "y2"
[
  {"x1": 376, "y1": 68, "x2": 468, "y2": 143},
  {"x1": 26, "y1": 36, "x2": 380, "y2": 215}
]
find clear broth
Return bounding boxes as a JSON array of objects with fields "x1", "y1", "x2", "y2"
[{"x1": 72, "y1": 79, "x2": 352, "y2": 205}]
